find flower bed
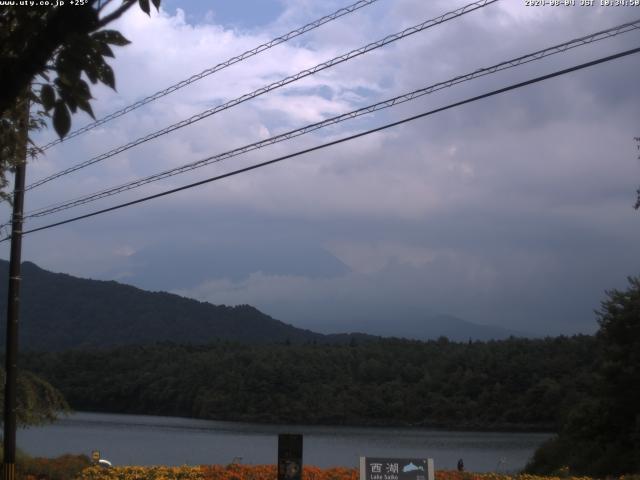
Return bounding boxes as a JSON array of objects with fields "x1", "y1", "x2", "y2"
[
  {"x1": 77, "y1": 465, "x2": 612, "y2": 480},
  {"x1": 80, "y1": 464, "x2": 358, "y2": 480}
]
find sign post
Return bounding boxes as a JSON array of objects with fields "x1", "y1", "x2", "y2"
[
  {"x1": 359, "y1": 457, "x2": 434, "y2": 480},
  {"x1": 278, "y1": 434, "x2": 303, "y2": 480}
]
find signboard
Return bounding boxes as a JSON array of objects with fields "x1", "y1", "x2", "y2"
[
  {"x1": 278, "y1": 434, "x2": 303, "y2": 480},
  {"x1": 359, "y1": 457, "x2": 434, "y2": 480}
]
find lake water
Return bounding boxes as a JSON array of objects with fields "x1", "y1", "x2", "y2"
[{"x1": 17, "y1": 412, "x2": 551, "y2": 473}]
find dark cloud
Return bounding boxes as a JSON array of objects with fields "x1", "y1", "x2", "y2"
[{"x1": 2, "y1": 1, "x2": 639, "y2": 338}]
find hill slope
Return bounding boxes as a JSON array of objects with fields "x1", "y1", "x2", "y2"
[
  {"x1": 0, "y1": 260, "x2": 522, "y2": 350},
  {"x1": 0, "y1": 261, "x2": 336, "y2": 350}
]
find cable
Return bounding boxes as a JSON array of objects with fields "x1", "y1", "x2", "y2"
[
  {"x1": 25, "y1": 0, "x2": 498, "y2": 192},
  {"x1": 20, "y1": 17, "x2": 640, "y2": 220},
  {"x1": 5, "y1": 45, "x2": 638, "y2": 242},
  {"x1": 28, "y1": 0, "x2": 496, "y2": 190},
  {"x1": 37, "y1": 0, "x2": 381, "y2": 152}
]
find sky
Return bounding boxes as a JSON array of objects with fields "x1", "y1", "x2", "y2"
[{"x1": 1, "y1": 0, "x2": 639, "y2": 337}]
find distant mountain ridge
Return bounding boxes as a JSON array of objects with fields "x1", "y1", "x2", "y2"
[
  {"x1": 0, "y1": 260, "x2": 523, "y2": 350},
  {"x1": 0, "y1": 260, "x2": 374, "y2": 350},
  {"x1": 312, "y1": 311, "x2": 526, "y2": 342}
]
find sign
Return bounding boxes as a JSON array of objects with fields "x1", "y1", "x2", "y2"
[
  {"x1": 278, "y1": 434, "x2": 303, "y2": 480},
  {"x1": 359, "y1": 458, "x2": 434, "y2": 480}
]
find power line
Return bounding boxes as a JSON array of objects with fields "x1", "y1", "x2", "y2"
[
  {"x1": 5, "y1": 45, "x2": 638, "y2": 242},
  {"x1": 37, "y1": 0, "x2": 381, "y2": 152},
  {"x1": 20, "y1": 18, "x2": 640, "y2": 220},
  {"x1": 25, "y1": 0, "x2": 498, "y2": 192}
]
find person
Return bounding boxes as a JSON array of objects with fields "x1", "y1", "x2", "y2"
[{"x1": 457, "y1": 459, "x2": 464, "y2": 472}]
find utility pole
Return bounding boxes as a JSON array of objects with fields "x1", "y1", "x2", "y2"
[{"x1": 3, "y1": 95, "x2": 28, "y2": 480}]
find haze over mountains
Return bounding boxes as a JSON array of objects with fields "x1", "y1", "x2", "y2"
[{"x1": 0, "y1": 260, "x2": 523, "y2": 351}]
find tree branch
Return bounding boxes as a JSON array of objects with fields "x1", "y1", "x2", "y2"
[
  {"x1": 97, "y1": 0, "x2": 137, "y2": 28},
  {"x1": 97, "y1": 0, "x2": 115, "y2": 12}
]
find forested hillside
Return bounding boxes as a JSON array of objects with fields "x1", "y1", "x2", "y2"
[
  {"x1": 22, "y1": 335, "x2": 596, "y2": 430},
  {"x1": 0, "y1": 261, "x2": 372, "y2": 349},
  {"x1": 0, "y1": 260, "x2": 522, "y2": 348}
]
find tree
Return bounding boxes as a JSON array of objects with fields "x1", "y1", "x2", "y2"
[
  {"x1": 0, "y1": 368, "x2": 68, "y2": 427},
  {"x1": 526, "y1": 277, "x2": 640, "y2": 476},
  {"x1": 593, "y1": 276, "x2": 640, "y2": 470},
  {"x1": 0, "y1": 0, "x2": 160, "y2": 198},
  {"x1": 1, "y1": 1, "x2": 159, "y2": 469}
]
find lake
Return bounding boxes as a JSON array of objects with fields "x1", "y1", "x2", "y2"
[{"x1": 17, "y1": 412, "x2": 551, "y2": 473}]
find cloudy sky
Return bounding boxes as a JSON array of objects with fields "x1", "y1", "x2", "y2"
[{"x1": 2, "y1": 0, "x2": 639, "y2": 337}]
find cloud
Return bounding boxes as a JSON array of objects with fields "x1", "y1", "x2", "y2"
[
  {"x1": 2, "y1": 1, "x2": 639, "y2": 338},
  {"x1": 329, "y1": 241, "x2": 438, "y2": 273},
  {"x1": 174, "y1": 237, "x2": 604, "y2": 335},
  {"x1": 114, "y1": 246, "x2": 136, "y2": 257}
]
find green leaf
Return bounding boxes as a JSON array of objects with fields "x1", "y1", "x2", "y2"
[
  {"x1": 77, "y1": 97, "x2": 95, "y2": 119},
  {"x1": 98, "y1": 64, "x2": 116, "y2": 90},
  {"x1": 74, "y1": 79, "x2": 92, "y2": 100},
  {"x1": 52, "y1": 101, "x2": 71, "y2": 138},
  {"x1": 138, "y1": 0, "x2": 150, "y2": 16},
  {"x1": 56, "y1": 74, "x2": 74, "y2": 88},
  {"x1": 151, "y1": 0, "x2": 161, "y2": 10},
  {"x1": 92, "y1": 30, "x2": 131, "y2": 46},
  {"x1": 66, "y1": 96, "x2": 78, "y2": 114},
  {"x1": 40, "y1": 84, "x2": 55, "y2": 111},
  {"x1": 84, "y1": 58, "x2": 99, "y2": 84},
  {"x1": 56, "y1": 53, "x2": 82, "y2": 87},
  {"x1": 95, "y1": 40, "x2": 114, "y2": 58}
]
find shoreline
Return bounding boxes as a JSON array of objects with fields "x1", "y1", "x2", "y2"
[{"x1": 58, "y1": 409, "x2": 556, "y2": 434}]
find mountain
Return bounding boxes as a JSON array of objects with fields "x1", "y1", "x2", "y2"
[
  {"x1": 291, "y1": 298, "x2": 526, "y2": 342},
  {"x1": 0, "y1": 260, "x2": 523, "y2": 350},
  {"x1": 307, "y1": 311, "x2": 526, "y2": 342},
  {"x1": 0, "y1": 260, "x2": 371, "y2": 351}
]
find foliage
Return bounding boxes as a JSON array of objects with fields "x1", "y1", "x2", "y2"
[
  {"x1": 0, "y1": 0, "x2": 160, "y2": 124},
  {"x1": 201, "y1": 465, "x2": 357, "y2": 480},
  {"x1": 0, "y1": 442, "x2": 32, "y2": 467},
  {"x1": 0, "y1": 367, "x2": 69, "y2": 427},
  {"x1": 0, "y1": 94, "x2": 44, "y2": 203},
  {"x1": 76, "y1": 465, "x2": 615, "y2": 480},
  {"x1": 596, "y1": 277, "x2": 640, "y2": 435},
  {"x1": 526, "y1": 277, "x2": 640, "y2": 476},
  {"x1": 22, "y1": 335, "x2": 596, "y2": 430},
  {"x1": 0, "y1": 0, "x2": 159, "y2": 199},
  {"x1": 434, "y1": 473, "x2": 593, "y2": 480},
  {"x1": 17, "y1": 453, "x2": 91, "y2": 480},
  {"x1": 81, "y1": 465, "x2": 207, "y2": 480}
]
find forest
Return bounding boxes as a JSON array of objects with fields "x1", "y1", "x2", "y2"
[
  {"x1": 14, "y1": 277, "x2": 640, "y2": 475},
  {"x1": 21, "y1": 335, "x2": 596, "y2": 431}
]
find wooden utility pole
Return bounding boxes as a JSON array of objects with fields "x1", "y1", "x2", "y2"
[{"x1": 2, "y1": 95, "x2": 28, "y2": 480}]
